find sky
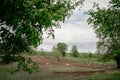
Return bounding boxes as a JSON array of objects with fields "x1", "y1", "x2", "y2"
[{"x1": 37, "y1": 0, "x2": 110, "y2": 53}]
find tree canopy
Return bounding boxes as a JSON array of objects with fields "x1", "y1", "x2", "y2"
[
  {"x1": 0, "y1": 0, "x2": 84, "y2": 72},
  {"x1": 87, "y1": 0, "x2": 120, "y2": 68},
  {"x1": 0, "y1": 0, "x2": 83, "y2": 58}
]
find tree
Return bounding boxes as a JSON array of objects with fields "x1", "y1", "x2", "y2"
[
  {"x1": 70, "y1": 45, "x2": 79, "y2": 57},
  {"x1": 0, "y1": 0, "x2": 84, "y2": 72},
  {"x1": 87, "y1": 0, "x2": 120, "y2": 68},
  {"x1": 56, "y1": 43, "x2": 68, "y2": 57}
]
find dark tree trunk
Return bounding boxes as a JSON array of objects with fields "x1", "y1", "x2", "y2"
[{"x1": 115, "y1": 55, "x2": 120, "y2": 69}]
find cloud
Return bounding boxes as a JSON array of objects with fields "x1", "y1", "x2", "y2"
[
  {"x1": 37, "y1": 21, "x2": 98, "y2": 52},
  {"x1": 37, "y1": 0, "x2": 110, "y2": 53}
]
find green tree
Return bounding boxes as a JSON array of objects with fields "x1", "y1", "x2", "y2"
[
  {"x1": 0, "y1": 0, "x2": 84, "y2": 72},
  {"x1": 70, "y1": 45, "x2": 79, "y2": 57},
  {"x1": 56, "y1": 43, "x2": 68, "y2": 57},
  {"x1": 87, "y1": 0, "x2": 120, "y2": 68}
]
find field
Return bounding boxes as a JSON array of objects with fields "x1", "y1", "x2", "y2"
[{"x1": 0, "y1": 54, "x2": 120, "y2": 80}]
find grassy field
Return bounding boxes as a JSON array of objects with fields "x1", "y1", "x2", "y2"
[
  {"x1": 0, "y1": 66, "x2": 120, "y2": 80},
  {"x1": 0, "y1": 55, "x2": 120, "y2": 80}
]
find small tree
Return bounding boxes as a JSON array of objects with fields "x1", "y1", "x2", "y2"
[
  {"x1": 70, "y1": 45, "x2": 79, "y2": 57},
  {"x1": 56, "y1": 43, "x2": 68, "y2": 57}
]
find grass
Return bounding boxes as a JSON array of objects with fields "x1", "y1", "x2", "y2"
[
  {"x1": 90, "y1": 72, "x2": 120, "y2": 80},
  {"x1": 0, "y1": 64, "x2": 120, "y2": 80},
  {"x1": 0, "y1": 66, "x2": 87, "y2": 80},
  {"x1": 42, "y1": 64, "x2": 104, "y2": 72},
  {"x1": 65, "y1": 57, "x2": 116, "y2": 66},
  {"x1": 0, "y1": 68, "x2": 120, "y2": 80},
  {"x1": 0, "y1": 66, "x2": 17, "y2": 73},
  {"x1": 65, "y1": 57, "x2": 98, "y2": 63}
]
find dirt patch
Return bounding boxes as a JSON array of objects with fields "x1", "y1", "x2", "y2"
[
  {"x1": 54, "y1": 70, "x2": 105, "y2": 76},
  {"x1": 30, "y1": 56, "x2": 107, "y2": 76},
  {"x1": 30, "y1": 56, "x2": 105, "y2": 69}
]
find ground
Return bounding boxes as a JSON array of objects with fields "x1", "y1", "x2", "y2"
[{"x1": 0, "y1": 55, "x2": 120, "y2": 80}]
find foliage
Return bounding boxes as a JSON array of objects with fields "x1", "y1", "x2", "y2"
[
  {"x1": 56, "y1": 42, "x2": 68, "y2": 57},
  {"x1": 0, "y1": 0, "x2": 84, "y2": 72},
  {"x1": 87, "y1": 0, "x2": 120, "y2": 68},
  {"x1": 70, "y1": 45, "x2": 79, "y2": 57},
  {"x1": 17, "y1": 56, "x2": 39, "y2": 74},
  {"x1": 0, "y1": 0, "x2": 83, "y2": 58}
]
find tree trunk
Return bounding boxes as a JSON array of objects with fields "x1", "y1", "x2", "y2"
[{"x1": 115, "y1": 55, "x2": 120, "y2": 69}]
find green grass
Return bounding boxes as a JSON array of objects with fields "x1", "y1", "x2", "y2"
[
  {"x1": 0, "y1": 66, "x2": 17, "y2": 73},
  {"x1": 65, "y1": 57, "x2": 98, "y2": 63},
  {"x1": 45, "y1": 65, "x2": 103, "y2": 72},
  {"x1": 65, "y1": 57, "x2": 116, "y2": 66},
  {"x1": 90, "y1": 73, "x2": 120, "y2": 80}
]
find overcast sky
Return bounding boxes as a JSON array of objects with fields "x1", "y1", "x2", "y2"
[{"x1": 37, "y1": 0, "x2": 110, "y2": 53}]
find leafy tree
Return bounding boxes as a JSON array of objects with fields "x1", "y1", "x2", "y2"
[
  {"x1": 56, "y1": 43, "x2": 68, "y2": 57},
  {"x1": 87, "y1": 0, "x2": 120, "y2": 68},
  {"x1": 70, "y1": 45, "x2": 79, "y2": 57},
  {"x1": 0, "y1": 0, "x2": 84, "y2": 72}
]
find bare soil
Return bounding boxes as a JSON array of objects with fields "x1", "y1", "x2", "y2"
[
  {"x1": 30, "y1": 56, "x2": 107, "y2": 76},
  {"x1": 31, "y1": 56, "x2": 105, "y2": 68}
]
